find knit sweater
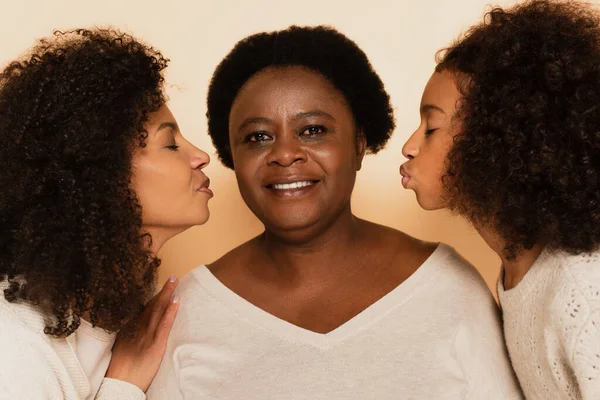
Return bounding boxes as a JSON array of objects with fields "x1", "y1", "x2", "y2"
[
  {"x1": 498, "y1": 248, "x2": 600, "y2": 400},
  {"x1": 149, "y1": 244, "x2": 523, "y2": 399},
  {"x1": 0, "y1": 282, "x2": 146, "y2": 400}
]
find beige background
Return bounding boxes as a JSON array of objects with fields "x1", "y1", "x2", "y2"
[{"x1": 3, "y1": 0, "x2": 546, "y2": 294}]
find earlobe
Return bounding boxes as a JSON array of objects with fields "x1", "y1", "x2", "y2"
[{"x1": 355, "y1": 130, "x2": 367, "y2": 171}]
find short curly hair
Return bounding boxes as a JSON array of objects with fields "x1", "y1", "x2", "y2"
[
  {"x1": 0, "y1": 28, "x2": 168, "y2": 336},
  {"x1": 206, "y1": 25, "x2": 395, "y2": 169},
  {"x1": 437, "y1": 0, "x2": 600, "y2": 258}
]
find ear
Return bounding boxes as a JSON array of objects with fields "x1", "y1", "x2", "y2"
[{"x1": 355, "y1": 129, "x2": 367, "y2": 171}]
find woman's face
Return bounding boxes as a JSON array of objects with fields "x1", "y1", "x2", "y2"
[
  {"x1": 131, "y1": 104, "x2": 212, "y2": 244},
  {"x1": 400, "y1": 70, "x2": 462, "y2": 210},
  {"x1": 228, "y1": 66, "x2": 365, "y2": 239}
]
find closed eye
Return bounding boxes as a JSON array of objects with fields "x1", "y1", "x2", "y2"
[{"x1": 425, "y1": 128, "x2": 438, "y2": 136}]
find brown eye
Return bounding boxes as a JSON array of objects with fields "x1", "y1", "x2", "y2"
[
  {"x1": 301, "y1": 125, "x2": 327, "y2": 136},
  {"x1": 246, "y1": 132, "x2": 272, "y2": 142}
]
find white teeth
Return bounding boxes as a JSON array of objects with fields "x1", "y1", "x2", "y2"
[{"x1": 272, "y1": 181, "x2": 315, "y2": 190}]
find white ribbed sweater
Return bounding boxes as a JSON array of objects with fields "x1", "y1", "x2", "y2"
[
  {"x1": 0, "y1": 283, "x2": 145, "y2": 400},
  {"x1": 498, "y1": 249, "x2": 600, "y2": 400}
]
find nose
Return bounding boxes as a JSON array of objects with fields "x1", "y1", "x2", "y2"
[
  {"x1": 190, "y1": 145, "x2": 210, "y2": 170},
  {"x1": 266, "y1": 135, "x2": 306, "y2": 167},
  {"x1": 402, "y1": 129, "x2": 420, "y2": 160}
]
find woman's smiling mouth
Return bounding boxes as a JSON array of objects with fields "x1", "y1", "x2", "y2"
[{"x1": 265, "y1": 179, "x2": 321, "y2": 197}]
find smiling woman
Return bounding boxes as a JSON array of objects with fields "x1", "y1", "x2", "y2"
[
  {"x1": 228, "y1": 66, "x2": 363, "y2": 238},
  {"x1": 148, "y1": 25, "x2": 522, "y2": 399}
]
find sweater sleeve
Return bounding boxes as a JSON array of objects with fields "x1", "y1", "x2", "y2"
[
  {"x1": 453, "y1": 293, "x2": 524, "y2": 400},
  {"x1": 571, "y1": 309, "x2": 600, "y2": 400},
  {"x1": 0, "y1": 318, "x2": 63, "y2": 399},
  {"x1": 95, "y1": 378, "x2": 145, "y2": 400}
]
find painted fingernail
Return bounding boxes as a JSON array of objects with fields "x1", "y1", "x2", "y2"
[
  {"x1": 171, "y1": 294, "x2": 180, "y2": 303},
  {"x1": 169, "y1": 274, "x2": 178, "y2": 283}
]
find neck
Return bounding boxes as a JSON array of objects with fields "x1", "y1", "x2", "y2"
[
  {"x1": 142, "y1": 226, "x2": 176, "y2": 255},
  {"x1": 256, "y1": 208, "x2": 364, "y2": 284},
  {"x1": 475, "y1": 225, "x2": 544, "y2": 290}
]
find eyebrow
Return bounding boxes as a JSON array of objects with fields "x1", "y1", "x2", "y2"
[
  {"x1": 156, "y1": 122, "x2": 178, "y2": 134},
  {"x1": 420, "y1": 104, "x2": 446, "y2": 114},
  {"x1": 237, "y1": 110, "x2": 336, "y2": 132},
  {"x1": 293, "y1": 110, "x2": 336, "y2": 122},
  {"x1": 238, "y1": 117, "x2": 272, "y2": 132}
]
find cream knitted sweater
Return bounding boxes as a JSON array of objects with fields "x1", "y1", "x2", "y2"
[
  {"x1": 149, "y1": 244, "x2": 523, "y2": 399},
  {"x1": 498, "y1": 249, "x2": 600, "y2": 400},
  {"x1": 0, "y1": 283, "x2": 145, "y2": 400}
]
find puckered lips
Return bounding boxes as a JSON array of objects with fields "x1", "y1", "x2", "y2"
[
  {"x1": 399, "y1": 164, "x2": 411, "y2": 189},
  {"x1": 197, "y1": 177, "x2": 213, "y2": 197},
  {"x1": 263, "y1": 175, "x2": 322, "y2": 198}
]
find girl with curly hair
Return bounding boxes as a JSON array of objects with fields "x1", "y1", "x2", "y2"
[
  {"x1": 148, "y1": 25, "x2": 522, "y2": 399},
  {"x1": 402, "y1": 0, "x2": 600, "y2": 398},
  {"x1": 0, "y1": 28, "x2": 212, "y2": 399}
]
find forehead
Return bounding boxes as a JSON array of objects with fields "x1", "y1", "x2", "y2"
[
  {"x1": 146, "y1": 104, "x2": 175, "y2": 125},
  {"x1": 230, "y1": 66, "x2": 351, "y2": 116},
  {"x1": 421, "y1": 70, "x2": 462, "y2": 114}
]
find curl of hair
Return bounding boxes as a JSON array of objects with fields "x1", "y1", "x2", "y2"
[
  {"x1": 206, "y1": 25, "x2": 395, "y2": 169},
  {"x1": 0, "y1": 28, "x2": 168, "y2": 336},
  {"x1": 437, "y1": 0, "x2": 600, "y2": 258}
]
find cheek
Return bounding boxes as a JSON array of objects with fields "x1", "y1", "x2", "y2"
[
  {"x1": 234, "y1": 159, "x2": 262, "y2": 198},
  {"x1": 313, "y1": 140, "x2": 357, "y2": 175},
  {"x1": 133, "y1": 157, "x2": 191, "y2": 210}
]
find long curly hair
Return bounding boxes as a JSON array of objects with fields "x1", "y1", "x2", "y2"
[
  {"x1": 207, "y1": 25, "x2": 395, "y2": 169},
  {"x1": 437, "y1": 0, "x2": 600, "y2": 259},
  {"x1": 0, "y1": 28, "x2": 168, "y2": 336}
]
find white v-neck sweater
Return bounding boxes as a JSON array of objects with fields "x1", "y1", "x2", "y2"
[
  {"x1": 498, "y1": 248, "x2": 600, "y2": 400},
  {"x1": 148, "y1": 244, "x2": 523, "y2": 399},
  {"x1": 0, "y1": 282, "x2": 146, "y2": 400}
]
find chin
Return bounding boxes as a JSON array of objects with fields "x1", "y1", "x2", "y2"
[
  {"x1": 263, "y1": 213, "x2": 324, "y2": 238},
  {"x1": 193, "y1": 211, "x2": 211, "y2": 226},
  {"x1": 415, "y1": 194, "x2": 444, "y2": 211}
]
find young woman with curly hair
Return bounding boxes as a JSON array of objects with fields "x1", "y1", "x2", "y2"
[
  {"x1": 0, "y1": 28, "x2": 212, "y2": 399},
  {"x1": 402, "y1": 0, "x2": 600, "y2": 398},
  {"x1": 148, "y1": 25, "x2": 522, "y2": 399}
]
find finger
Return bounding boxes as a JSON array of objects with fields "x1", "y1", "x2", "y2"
[
  {"x1": 147, "y1": 275, "x2": 179, "y2": 333},
  {"x1": 153, "y1": 294, "x2": 180, "y2": 347}
]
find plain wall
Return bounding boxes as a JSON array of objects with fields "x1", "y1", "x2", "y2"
[{"x1": 2, "y1": 0, "x2": 544, "y2": 294}]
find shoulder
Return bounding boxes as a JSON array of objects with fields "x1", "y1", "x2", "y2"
[
  {"x1": 0, "y1": 283, "x2": 48, "y2": 339},
  {"x1": 360, "y1": 220, "x2": 438, "y2": 264},
  {"x1": 529, "y1": 249, "x2": 600, "y2": 320},
  {"x1": 206, "y1": 236, "x2": 259, "y2": 276},
  {"x1": 428, "y1": 244, "x2": 493, "y2": 298},
  {"x1": 0, "y1": 291, "x2": 62, "y2": 396},
  {"x1": 559, "y1": 250, "x2": 600, "y2": 306},
  {"x1": 419, "y1": 244, "x2": 500, "y2": 320}
]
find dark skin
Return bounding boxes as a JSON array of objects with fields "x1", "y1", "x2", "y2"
[{"x1": 210, "y1": 66, "x2": 435, "y2": 334}]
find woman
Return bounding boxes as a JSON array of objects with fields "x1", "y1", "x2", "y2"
[
  {"x1": 0, "y1": 28, "x2": 212, "y2": 399},
  {"x1": 149, "y1": 25, "x2": 521, "y2": 399},
  {"x1": 401, "y1": 1, "x2": 600, "y2": 398}
]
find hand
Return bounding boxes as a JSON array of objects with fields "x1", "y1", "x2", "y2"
[{"x1": 105, "y1": 275, "x2": 180, "y2": 392}]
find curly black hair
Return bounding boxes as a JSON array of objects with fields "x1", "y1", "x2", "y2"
[
  {"x1": 436, "y1": 0, "x2": 600, "y2": 258},
  {"x1": 206, "y1": 25, "x2": 395, "y2": 169},
  {"x1": 0, "y1": 28, "x2": 168, "y2": 336}
]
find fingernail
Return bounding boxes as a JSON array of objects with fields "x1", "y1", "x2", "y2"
[
  {"x1": 169, "y1": 274, "x2": 178, "y2": 283},
  {"x1": 171, "y1": 294, "x2": 180, "y2": 303}
]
